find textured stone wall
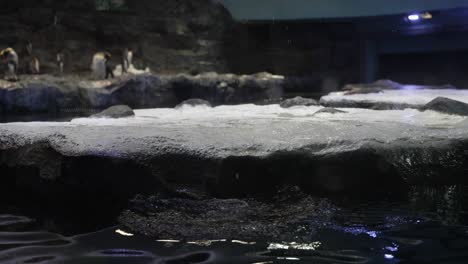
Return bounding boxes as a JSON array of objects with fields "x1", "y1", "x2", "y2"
[
  {"x1": 0, "y1": 0, "x2": 361, "y2": 91},
  {"x1": 0, "y1": 0, "x2": 235, "y2": 74}
]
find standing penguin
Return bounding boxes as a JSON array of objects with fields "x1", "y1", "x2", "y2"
[
  {"x1": 28, "y1": 57, "x2": 40, "y2": 74},
  {"x1": 0, "y1": 47, "x2": 19, "y2": 81},
  {"x1": 121, "y1": 48, "x2": 133, "y2": 74},
  {"x1": 91, "y1": 52, "x2": 114, "y2": 79},
  {"x1": 25, "y1": 42, "x2": 40, "y2": 74},
  {"x1": 56, "y1": 51, "x2": 65, "y2": 75}
]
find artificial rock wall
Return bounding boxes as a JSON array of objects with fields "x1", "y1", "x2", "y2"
[
  {"x1": 0, "y1": 0, "x2": 361, "y2": 91},
  {"x1": 0, "y1": 0, "x2": 235, "y2": 74}
]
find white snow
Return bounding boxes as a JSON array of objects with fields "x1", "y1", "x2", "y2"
[
  {"x1": 74, "y1": 104, "x2": 466, "y2": 128},
  {"x1": 2, "y1": 104, "x2": 467, "y2": 159},
  {"x1": 321, "y1": 89, "x2": 468, "y2": 106},
  {"x1": 113, "y1": 64, "x2": 151, "y2": 77},
  {"x1": 74, "y1": 64, "x2": 151, "y2": 89},
  {"x1": 6, "y1": 104, "x2": 462, "y2": 129}
]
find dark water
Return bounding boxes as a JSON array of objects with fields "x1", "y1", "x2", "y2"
[{"x1": 1, "y1": 186, "x2": 468, "y2": 264}]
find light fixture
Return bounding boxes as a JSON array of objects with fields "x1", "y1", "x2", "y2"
[
  {"x1": 408, "y1": 14, "x2": 420, "y2": 21},
  {"x1": 407, "y1": 12, "x2": 432, "y2": 22}
]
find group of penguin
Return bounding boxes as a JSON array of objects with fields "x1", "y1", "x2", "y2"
[{"x1": 0, "y1": 44, "x2": 133, "y2": 82}]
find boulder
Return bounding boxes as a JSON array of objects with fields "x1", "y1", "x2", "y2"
[
  {"x1": 91, "y1": 105, "x2": 135, "y2": 118},
  {"x1": 175, "y1": 98, "x2": 212, "y2": 108},
  {"x1": 420, "y1": 97, "x2": 468, "y2": 116},
  {"x1": 280, "y1": 96, "x2": 318, "y2": 108}
]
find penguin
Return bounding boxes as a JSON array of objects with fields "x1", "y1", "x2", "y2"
[
  {"x1": 121, "y1": 48, "x2": 133, "y2": 74},
  {"x1": 28, "y1": 56, "x2": 40, "y2": 74},
  {"x1": 25, "y1": 42, "x2": 40, "y2": 74},
  {"x1": 91, "y1": 52, "x2": 114, "y2": 79},
  {"x1": 57, "y1": 51, "x2": 65, "y2": 75},
  {"x1": 0, "y1": 47, "x2": 19, "y2": 81}
]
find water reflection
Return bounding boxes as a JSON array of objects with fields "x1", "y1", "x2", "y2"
[
  {"x1": 1, "y1": 186, "x2": 468, "y2": 263},
  {"x1": 409, "y1": 185, "x2": 466, "y2": 226}
]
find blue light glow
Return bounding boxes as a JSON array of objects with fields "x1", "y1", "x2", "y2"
[
  {"x1": 408, "y1": 14, "x2": 420, "y2": 21},
  {"x1": 385, "y1": 246, "x2": 399, "y2": 252},
  {"x1": 384, "y1": 254, "x2": 395, "y2": 259}
]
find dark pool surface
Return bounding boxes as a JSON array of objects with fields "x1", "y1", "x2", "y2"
[{"x1": 1, "y1": 186, "x2": 468, "y2": 264}]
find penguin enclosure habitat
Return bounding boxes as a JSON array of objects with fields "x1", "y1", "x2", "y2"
[{"x1": 1, "y1": 1, "x2": 468, "y2": 263}]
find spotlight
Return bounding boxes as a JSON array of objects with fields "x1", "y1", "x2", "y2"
[
  {"x1": 407, "y1": 12, "x2": 432, "y2": 22},
  {"x1": 407, "y1": 14, "x2": 420, "y2": 21}
]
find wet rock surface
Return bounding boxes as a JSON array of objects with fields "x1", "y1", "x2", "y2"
[
  {"x1": 420, "y1": 97, "x2": 468, "y2": 116},
  {"x1": 0, "y1": 73, "x2": 283, "y2": 115},
  {"x1": 120, "y1": 184, "x2": 468, "y2": 244},
  {"x1": 120, "y1": 187, "x2": 335, "y2": 242},
  {"x1": 92, "y1": 105, "x2": 135, "y2": 118},
  {"x1": 280, "y1": 96, "x2": 318, "y2": 108}
]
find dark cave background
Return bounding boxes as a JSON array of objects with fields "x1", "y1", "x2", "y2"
[{"x1": 1, "y1": 0, "x2": 468, "y2": 94}]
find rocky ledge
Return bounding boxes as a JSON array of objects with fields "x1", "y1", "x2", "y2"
[
  {"x1": 320, "y1": 80, "x2": 468, "y2": 110},
  {"x1": 2, "y1": 103, "x2": 468, "y2": 240},
  {"x1": 0, "y1": 72, "x2": 284, "y2": 115},
  {"x1": 1, "y1": 104, "x2": 467, "y2": 201}
]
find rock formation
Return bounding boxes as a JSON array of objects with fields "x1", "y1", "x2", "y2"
[
  {"x1": 91, "y1": 105, "x2": 134, "y2": 118},
  {"x1": 280, "y1": 96, "x2": 318, "y2": 108},
  {"x1": 1, "y1": 105, "x2": 467, "y2": 202},
  {"x1": 0, "y1": 72, "x2": 284, "y2": 115},
  {"x1": 0, "y1": 0, "x2": 235, "y2": 74}
]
